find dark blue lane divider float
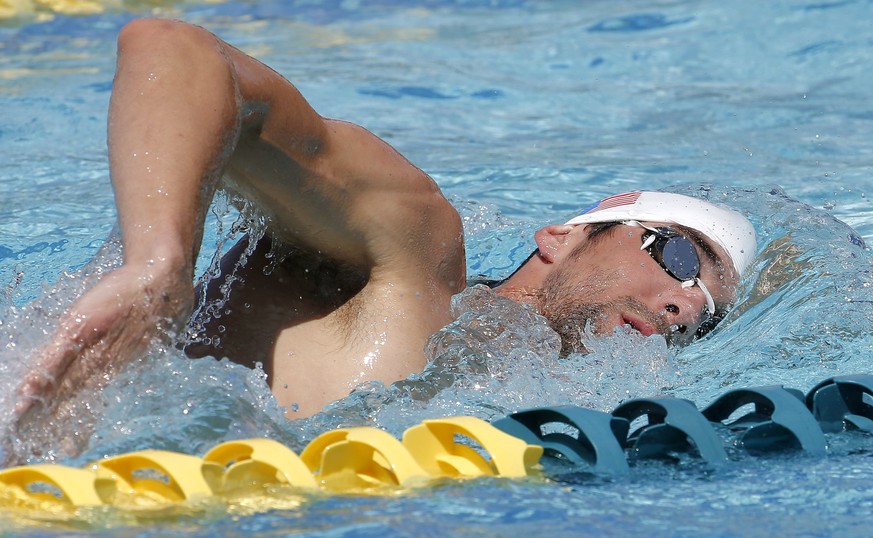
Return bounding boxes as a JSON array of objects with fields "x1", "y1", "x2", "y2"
[
  {"x1": 495, "y1": 374, "x2": 872, "y2": 474},
  {"x1": 0, "y1": 374, "x2": 870, "y2": 513}
]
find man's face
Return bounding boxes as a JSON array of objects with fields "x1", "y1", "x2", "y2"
[{"x1": 537, "y1": 223, "x2": 738, "y2": 353}]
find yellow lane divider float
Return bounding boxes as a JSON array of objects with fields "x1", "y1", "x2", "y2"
[
  {"x1": 0, "y1": 0, "x2": 223, "y2": 20},
  {"x1": 0, "y1": 417, "x2": 543, "y2": 512},
  {"x1": 3, "y1": 374, "x2": 870, "y2": 517},
  {"x1": 1, "y1": 0, "x2": 109, "y2": 20}
]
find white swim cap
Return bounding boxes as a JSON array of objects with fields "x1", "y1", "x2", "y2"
[{"x1": 565, "y1": 191, "x2": 757, "y2": 277}]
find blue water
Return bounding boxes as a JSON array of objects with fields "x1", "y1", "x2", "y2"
[{"x1": 1, "y1": 0, "x2": 873, "y2": 536}]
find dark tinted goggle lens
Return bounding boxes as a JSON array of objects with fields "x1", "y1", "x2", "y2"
[{"x1": 643, "y1": 229, "x2": 700, "y2": 281}]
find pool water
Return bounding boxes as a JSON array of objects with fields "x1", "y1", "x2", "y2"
[{"x1": 1, "y1": 0, "x2": 872, "y2": 536}]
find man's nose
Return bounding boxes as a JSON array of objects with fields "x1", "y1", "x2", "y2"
[{"x1": 657, "y1": 283, "x2": 708, "y2": 328}]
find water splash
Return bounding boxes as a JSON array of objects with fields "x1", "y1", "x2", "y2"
[
  {"x1": 1, "y1": 186, "x2": 871, "y2": 468},
  {"x1": 294, "y1": 285, "x2": 680, "y2": 441},
  {"x1": 665, "y1": 185, "x2": 873, "y2": 404},
  {"x1": 0, "y1": 233, "x2": 123, "y2": 465}
]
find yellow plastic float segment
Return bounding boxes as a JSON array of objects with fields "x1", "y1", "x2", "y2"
[
  {"x1": 92, "y1": 450, "x2": 215, "y2": 503},
  {"x1": 201, "y1": 438, "x2": 317, "y2": 491},
  {"x1": 402, "y1": 416, "x2": 543, "y2": 478},
  {"x1": 0, "y1": 464, "x2": 115, "y2": 507},
  {"x1": 33, "y1": 0, "x2": 105, "y2": 16},
  {"x1": 299, "y1": 427, "x2": 429, "y2": 491}
]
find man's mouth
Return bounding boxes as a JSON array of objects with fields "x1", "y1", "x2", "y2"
[{"x1": 620, "y1": 313, "x2": 657, "y2": 337}]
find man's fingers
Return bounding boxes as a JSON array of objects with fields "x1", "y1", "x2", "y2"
[
  {"x1": 14, "y1": 370, "x2": 55, "y2": 417},
  {"x1": 14, "y1": 336, "x2": 81, "y2": 417},
  {"x1": 12, "y1": 263, "x2": 193, "y2": 426},
  {"x1": 14, "y1": 393, "x2": 40, "y2": 418},
  {"x1": 17, "y1": 359, "x2": 58, "y2": 393}
]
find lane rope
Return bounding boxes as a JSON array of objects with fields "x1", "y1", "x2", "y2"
[{"x1": 0, "y1": 374, "x2": 869, "y2": 512}]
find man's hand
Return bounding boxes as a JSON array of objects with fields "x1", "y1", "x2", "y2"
[{"x1": 15, "y1": 261, "x2": 194, "y2": 420}]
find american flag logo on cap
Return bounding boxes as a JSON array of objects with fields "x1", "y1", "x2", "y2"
[{"x1": 584, "y1": 191, "x2": 641, "y2": 213}]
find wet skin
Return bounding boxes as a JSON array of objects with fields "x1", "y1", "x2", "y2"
[{"x1": 14, "y1": 19, "x2": 739, "y2": 424}]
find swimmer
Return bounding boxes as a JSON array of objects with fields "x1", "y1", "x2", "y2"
[{"x1": 14, "y1": 19, "x2": 756, "y2": 419}]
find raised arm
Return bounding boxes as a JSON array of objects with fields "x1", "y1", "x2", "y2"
[
  {"x1": 107, "y1": 18, "x2": 242, "y2": 284},
  {"x1": 16, "y1": 18, "x2": 464, "y2": 419},
  {"x1": 111, "y1": 18, "x2": 462, "y2": 283}
]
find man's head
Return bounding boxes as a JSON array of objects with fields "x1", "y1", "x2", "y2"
[{"x1": 495, "y1": 191, "x2": 757, "y2": 353}]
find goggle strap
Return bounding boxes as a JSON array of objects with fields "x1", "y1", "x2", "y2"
[
  {"x1": 640, "y1": 234, "x2": 657, "y2": 250},
  {"x1": 694, "y1": 277, "x2": 717, "y2": 316},
  {"x1": 625, "y1": 220, "x2": 660, "y2": 233}
]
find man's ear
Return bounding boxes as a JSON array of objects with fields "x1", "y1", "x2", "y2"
[{"x1": 533, "y1": 224, "x2": 577, "y2": 263}]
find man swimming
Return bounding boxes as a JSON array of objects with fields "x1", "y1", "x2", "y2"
[{"x1": 15, "y1": 19, "x2": 756, "y2": 419}]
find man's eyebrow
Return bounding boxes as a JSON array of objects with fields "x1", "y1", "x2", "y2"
[{"x1": 673, "y1": 225, "x2": 723, "y2": 271}]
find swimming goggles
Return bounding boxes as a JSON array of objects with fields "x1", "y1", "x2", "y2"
[{"x1": 624, "y1": 220, "x2": 717, "y2": 318}]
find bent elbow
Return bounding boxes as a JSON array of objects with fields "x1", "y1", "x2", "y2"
[
  {"x1": 117, "y1": 18, "x2": 174, "y2": 51},
  {"x1": 116, "y1": 18, "x2": 214, "y2": 56}
]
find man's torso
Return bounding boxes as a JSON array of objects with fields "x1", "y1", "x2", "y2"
[{"x1": 185, "y1": 232, "x2": 459, "y2": 417}]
